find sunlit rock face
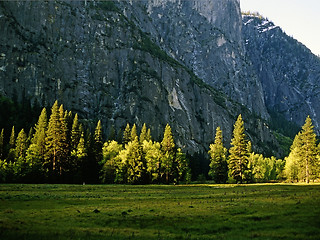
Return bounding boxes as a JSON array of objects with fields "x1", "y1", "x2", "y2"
[
  {"x1": 0, "y1": 1, "x2": 282, "y2": 156},
  {"x1": 242, "y1": 15, "x2": 320, "y2": 133}
]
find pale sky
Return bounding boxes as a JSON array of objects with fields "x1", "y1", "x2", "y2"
[{"x1": 240, "y1": 0, "x2": 320, "y2": 56}]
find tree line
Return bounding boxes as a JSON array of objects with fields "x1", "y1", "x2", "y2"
[
  {"x1": 0, "y1": 101, "x2": 190, "y2": 184},
  {"x1": 0, "y1": 100, "x2": 319, "y2": 184},
  {"x1": 209, "y1": 115, "x2": 320, "y2": 183}
]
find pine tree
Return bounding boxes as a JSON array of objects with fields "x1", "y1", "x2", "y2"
[
  {"x1": 125, "y1": 136, "x2": 145, "y2": 184},
  {"x1": 130, "y1": 124, "x2": 137, "y2": 142},
  {"x1": 139, "y1": 123, "x2": 147, "y2": 143},
  {"x1": 161, "y1": 124, "x2": 175, "y2": 183},
  {"x1": 208, "y1": 127, "x2": 228, "y2": 183},
  {"x1": 89, "y1": 120, "x2": 103, "y2": 183},
  {"x1": 175, "y1": 148, "x2": 189, "y2": 184},
  {"x1": 122, "y1": 123, "x2": 131, "y2": 145},
  {"x1": 59, "y1": 106, "x2": 70, "y2": 175},
  {"x1": 27, "y1": 127, "x2": 33, "y2": 146},
  {"x1": 146, "y1": 128, "x2": 152, "y2": 142},
  {"x1": 299, "y1": 116, "x2": 317, "y2": 183},
  {"x1": 31, "y1": 107, "x2": 48, "y2": 160},
  {"x1": 94, "y1": 120, "x2": 103, "y2": 157},
  {"x1": 7, "y1": 126, "x2": 16, "y2": 162},
  {"x1": 161, "y1": 124, "x2": 175, "y2": 152},
  {"x1": 9, "y1": 126, "x2": 15, "y2": 149},
  {"x1": 14, "y1": 129, "x2": 28, "y2": 181},
  {"x1": 228, "y1": 115, "x2": 250, "y2": 183},
  {"x1": 76, "y1": 130, "x2": 87, "y2": 160},
  {"x1": 74, "y1": 130, "x2": 87, "y2": 182},
  {"x1": 15, "y1": 129, "x2": 28, "y2": 160},
  {"x1": 71, "y1": 113, "x2": 80, "y2": 152},
  {"x1": 45, "y1": 101, "x2": 61, "y2": 174}
]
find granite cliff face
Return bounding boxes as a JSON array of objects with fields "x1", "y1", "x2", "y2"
[
  {"x1": 121, "y1": 0, "x2": 268, "y2": 119},
  {"x1": 0, "y1": 1, "x2": 294, "y2": 156},
  {"x1": 242, "y1": 14, "x2": 320, "y2": 133}
]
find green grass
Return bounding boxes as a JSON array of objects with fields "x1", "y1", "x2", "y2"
[{"x1": 0, "y1": 184, "x2": 320, "y2": 239}]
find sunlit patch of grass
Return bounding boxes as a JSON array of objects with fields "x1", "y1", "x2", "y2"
[{"x1": 0, "y1": 183, "x2": 320, "y2": 239}]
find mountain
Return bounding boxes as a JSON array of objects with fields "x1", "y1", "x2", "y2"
[
  {"x1": 242, "y1": 13, "x2": 320, "y2": 134},
  {"x1": 2, "y1": 0, "x2": 318, "y2": 158},
  {"x1": 122, "y1": 0, "x2": 268, "y2": 119}
]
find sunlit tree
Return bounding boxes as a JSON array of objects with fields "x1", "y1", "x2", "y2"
[
  {"x1": 101, "y1": 140, "x2": 123, "y2": 183},
  {"x1": 299, "y1": 116, "x2": 317, "y2": 183},
  {"x1": 208, "y1": 127, "x2": 228, "y2": 183},
  {"x1": 45, "y1": 101, "x2": 61, "y2": 175},
  {"x1": 161, "y1": 124, "x2": 175, "y2": 183},
  {"x1": 139, "y1": 123, "x2": 148, "y2": 144},
  {"x1": 122, "y1": 123, "x2": 131, "y2": 145},
  {"x1": 228, "y1": 115, "x2": 250, "y2": 183},
  {"x1": 130, "y1": 124, "x2": 138, "y2": 142},
  {"x1": 143, "y1": 140, "x2": 162, "y2": 183},
  {"x1": 125, "y1": 136, "x2": 144, "y2": 184}
]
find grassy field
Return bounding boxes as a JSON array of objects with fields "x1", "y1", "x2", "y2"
[{"x1": 0, "y1": 183, "x2": 319, "y2": 240}]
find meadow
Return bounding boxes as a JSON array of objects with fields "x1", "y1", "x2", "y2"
[{"x1": 0, "y1": 183, "x2": 319, "y2": 240}]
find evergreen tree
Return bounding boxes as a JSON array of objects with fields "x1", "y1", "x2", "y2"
[
  {"x1": 228, "y1": 115, "x2": 250, "y2": 183},
  {"x1": 71, "y1": 113, "x2": 80, "y2": 151},
  {"x1": 174, "y1": 148, "x2": 189, "y2": 184},
  {"x1": 74, "y1": 130, "x2": 87, "y2": 182},
  {"x1": 146, "y1": 128, "x2": 152, "y2": 142},
  {"x1": 27, "y1": 127, "x2": 33, "y2": 146},
  {"x1": 25, "y1": 143, "x2": 44, "y2": 182},
  {"x1": 89, "y1": 120, "x2": 103, "y2": 183},
  {"x1": 125, "y1": 136, "x2": 145, "y2": 184},
  {"x1": 161, "y1": 124, "x2": 175, "y2": 152},
  {"x1": 45, "y1": 101, "x2": 61, "y2": 175},
  {"x1": 31, "y1": 107, "x2": 48, "y2": 161},
  {"x1": 7, "y1": 126, "x2": 16, "y2": 162},
  {"x1": 130, "y1": 124, "x2": 138, "y2": 142},
  {"x1": 76, "y1": 126, "x2": 86, "y2": 160},
  {"x1": 299, "y1": 116, "x2": 317, "y2": 183},
  {"x1": 15, "y1": 129, "x2": 28, "y2": 160},
  {"x1": 122, "y1": 123, "x2": 131, "y2": 145},
  {"x1": 139, "y1": 123, "x2": 147, "y2": 144},
  {"x1": 208, "y1": 127, "x2": 228, "y2": 183},
  {"x1": 94, "y1": 120, "x2": 103, "y2": 158},
  {"x1": 13, "y1": 129, "x2": 28, "y2": 181},
  {"x1": 9, "y1": 126, "x2": 15, "y2": 149},
  {"x1": 58, "y1": 106, "x2": 70, "y2": 175},
  {"x1": 161, "y1": 124, "x2": 175, "y2": 183}
]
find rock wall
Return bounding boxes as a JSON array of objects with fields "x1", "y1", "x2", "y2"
[
  {"x1": 242, "y1": 15, "x2": 320, "y2": 133},
  {"x1": 0, "y1": 1, "x2": 280, "y2": 156}
]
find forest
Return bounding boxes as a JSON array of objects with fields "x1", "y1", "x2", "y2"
[{"x1": 0, "y1": 100, "x2": 319, "y2": 184}]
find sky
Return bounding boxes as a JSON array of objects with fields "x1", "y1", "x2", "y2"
[{"x1": 240, "y1": 0, "x2": 320, "y2": 56}]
